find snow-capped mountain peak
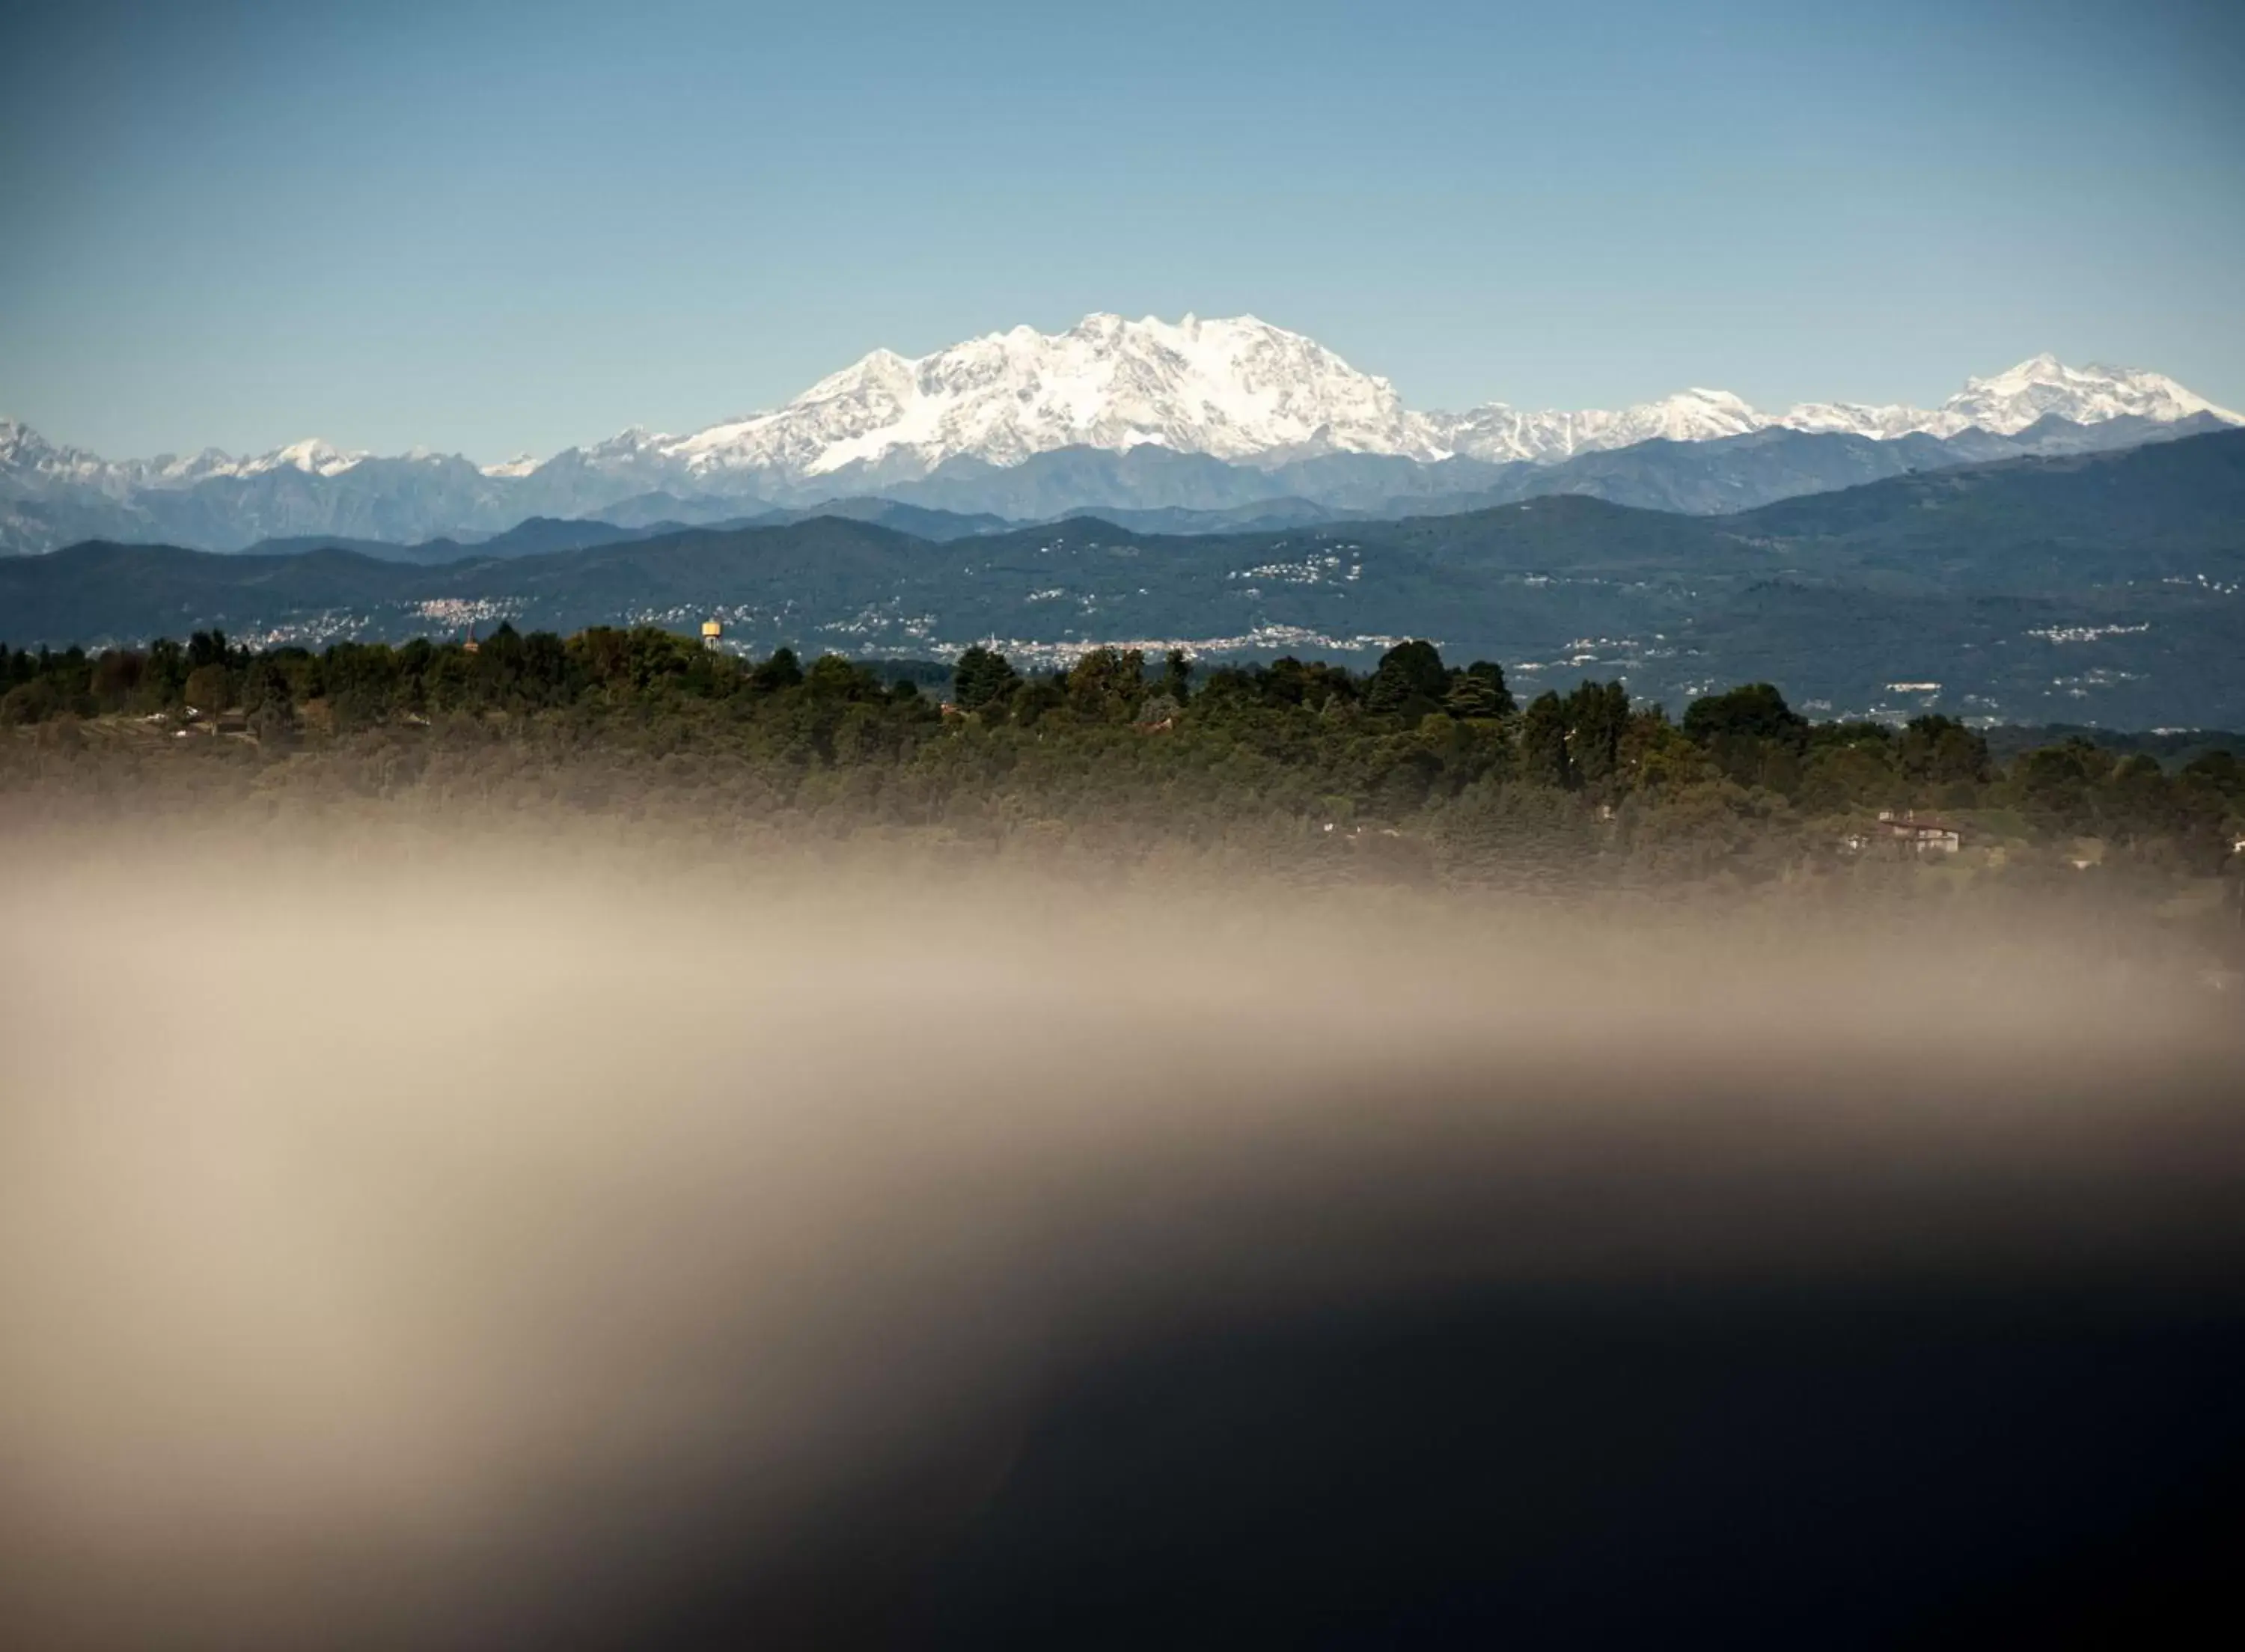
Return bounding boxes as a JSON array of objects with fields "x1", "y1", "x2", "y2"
[
  {"x1": 237, "y1": 437, "x2": 367, "y2": 478},
  {"x1": 1782, "y1": 355, "x2": 2241, "y2": 441},
  {"x1": 1430, "y1": 385, "x2": 1769, "y2": 464},
  {"x1": 143, "y1": 447, "x2": 250, "y2": 486},
  {"x1": 1938, "y1": 355, "x2": 2238, "y2": 434},
  {"x1": 0, "y1": 417, "x2": 109, "y2": 483},
  {"x1": 1777, "y1": 398, "x2": 1935, "y2": 440},
  {"x1": 626, "y1": 319, "x2": 2235, "y2": 477},
  {"x1": 661, "y1": 312, "x2": 1441, "y2": 481}
]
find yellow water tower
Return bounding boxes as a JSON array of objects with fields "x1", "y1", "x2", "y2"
[{"x1": 700, "y1": 619, "x2": 723, "y2": 651}]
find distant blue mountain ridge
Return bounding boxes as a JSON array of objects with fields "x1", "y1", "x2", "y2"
[
  {"x1": 0, "y1": 410, "x2": 2227, "y2": 560},
  {"x1": 6, "y1": 429, "x2": 2242, "y2": 729}
]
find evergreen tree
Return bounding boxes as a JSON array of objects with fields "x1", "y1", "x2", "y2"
[
  {"x1": 1366, "y1": 640, "x2": 1448, "y2": 719},
  {"x1": 952, "y1": 646, "x2": 1021, "y2": 712},
  {"x1": 1065, "y1": 648, "x2": 1146, "y2": 721},
  {"x1": 1563, "y1": 680, "x2": 1630, "y2": 790},
  {"x1": 749, "y1": 647, "x2": 804, "y2": 693},
  {"x1": 1158, "y1": 647, "x2": 1194, "y2": 706},
  {"x1": 1446, "y1": 672, "x2": 1506, "y2": 720},
  {"x1": 1522, "y1": 691, "x2": 1575, "y2": 789},
  {"x1": 1449, "y1": 660, "x2": 1515, "y2": 719},
  {"x1": 1898, "y1": 715, "x2": 1991, "y2": 787},
  {"x1": 1682, "y1": 682, "x2": 1806, "y2": 747}
]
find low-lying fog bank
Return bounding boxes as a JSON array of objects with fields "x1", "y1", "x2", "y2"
[{"x1": 3, "y1": 820, "x2": 2241, "y2": 1647}]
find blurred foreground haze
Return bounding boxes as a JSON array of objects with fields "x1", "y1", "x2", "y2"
[{"x1": 3, "y1": 816, "x2": 2243, "y2": 1645}]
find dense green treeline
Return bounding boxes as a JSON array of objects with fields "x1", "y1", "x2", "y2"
[{"x1": 6, "y1": 626, "x2": 2245, "y2": 892}]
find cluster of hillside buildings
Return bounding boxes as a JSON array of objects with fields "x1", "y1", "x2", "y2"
[{"x1": 1840, "y1": 810, "x2": 1964, "y2": 857}]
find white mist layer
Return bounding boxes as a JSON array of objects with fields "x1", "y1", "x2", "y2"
[{"x1": 1, "y1": 827, "x2": 2240, "y2": 1647}]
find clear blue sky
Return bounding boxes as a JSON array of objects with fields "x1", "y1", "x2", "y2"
[{"x1": 3, "y1": 0, "x2": 2240, "y2": 462}]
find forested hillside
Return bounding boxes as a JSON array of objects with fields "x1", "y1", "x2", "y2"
[
  {"x1": 7, "y1": 432, "x2": 2240, "y2": 727},
  {"x1": 7, "y1": 628, "x2": 2241, "y2": 952}
]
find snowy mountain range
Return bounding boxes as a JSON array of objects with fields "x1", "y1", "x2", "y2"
[
  {"x1": 481, "y1": 316, "x2": 2244, "y2": 482},
  {"x1": 3, "y1": 315, "x2": 2237, "y2": 554}
]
